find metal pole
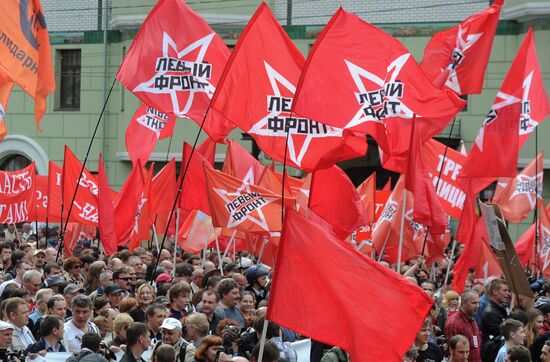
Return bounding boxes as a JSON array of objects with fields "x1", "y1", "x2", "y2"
[{"x1": 397, "y1": 191, "x2": 407, "y2": 274}]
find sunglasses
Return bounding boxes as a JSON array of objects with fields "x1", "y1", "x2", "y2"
[{"x1": 117, "y1": 277, "x2": 135, "y2": 281}]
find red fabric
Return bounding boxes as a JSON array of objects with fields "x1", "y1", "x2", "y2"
[
  {"x1": 222, "y1": 140, "x2": 265, "y2": 184},
  {"x1": 538, "y1": 204, "x2": 550, "y2": 277},
  {"x1": 116, "y1": 0, "x2": 232, "y2": 141},
  {"x1": 178, "y1": 143, "x2": 212, "y2": 215},
  {"x1": 197, "y1": 137, "x2": 216, "y2": 166},
  {"x1": 97, "y1": 155, "x2": 117, "y2": 256},
  {"x1": 0, "y1": 163, "x2": 36, "y2": 223},
  {"x1": 420, "y1": 0, "x2": 502, "y2": 94},
  {"x1": 0, "y1": 75, "x2": 13, "y2": 141},
  {"x1": 34, "y1": 175, "x2": 48, "y2": 222},
  {"x1": 204, "y1": 167, "x2": 294, "y2": 233},
  {"x1": 209, "y1": 4, "x2": 366, "y2": 172},
  {"x1": 356, "y1": 172, "x2": 376, "y2": 224},
  {"x1": 267, "y1": 209, "x2": 433, "y2": 362},
  {"x1": 178, "y1": 209, "x2": 214, "y2": 253},
  {"x1": 405, "y1": 121, "x2": 447, "y2": 234},
  {"x1": 382, "y1": 179, "x2": 392, "y2": 191},
  {"x1": 257, "y1": 167, "x2": 291, "y2": 197},
  {"x1": 495, "y1": 152, "x2": 543, "y2": 223},
  {"x1": 47, "y1": 161, "x2": 62, "y2": 223},
  {"x1": 308, "y1": 165, "x2": 370, "y2": 238},
  {"x1": 62, "y1": 147, "x2": 99, "y2": 226},
  {"x1": 129, "y1": 165, "x2": 154, "y2": 251},
  {"x1": 114, "y1": 163, "x2": 145, "y2": 246},
  {"x1": 515, "y1": 221, "x2": 535, "y2": 267},
  {"x1": 125, "y1": 104, "x2": 176, "y2": 166},
  {"x1": 422, "y1": 139, "x2": 467, "y2": 219},
  {"x1": 151, "y1": 159, "x2": 177, "y2": 219},
  {"x1": 291, "y1": 8, "x2": 465, "y2": 173}
]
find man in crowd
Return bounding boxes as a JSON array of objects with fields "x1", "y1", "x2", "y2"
[
  {"x1": 147, "y1": 303, "x2": 167, "y2": 344},
  {"x1": 157, "y1": 317, "x2": 196, "y2": 362},
  {"x1": 0, "y1": 321, "x2": 14, "y2": 360},
  {"x1": 168, "y1": 282, "x2": 193, "y2": 322},
  {"x1": 64, "y1": 295, "x2": 100, "y2": 352},
  {"x1": 113, "y1": 267, "x2": 134, "y2": 298},
  {"x1": 28, "y1": 288, "x2": 53, "y2": 338},
  {"x1": 495, "y1": 319, "x2": 525, "y2": 362},
  {"x1": 121, "y1": 322, "x2": 151, "y2": 362},
  {"x1": 541, "y1": 340, "x2": 550, "y2": 362},
  {"x1": 26, "y1": 315, "x2": 67, "y2": 353},
  {"x1": 104, "y1": 284, "x2": 123, "y2": 311},
  {"x1": 216, "y1": 279, "x2": 245, "y2": 330},
  {"x1": 0, "y1": 261, "x2": 30, "y2": 294},
  {"x1": 446, "y1": 335, "x2": 470, "y2": 362},
  {"x1": 201, "y1": 290, "x2": 219, "y2": 333},
  {"x1": 7, "y1": 297, "x2": 36, "y2": 351},
  {"x1": 90, "y1": 270, "x2": 113, "y2": 301},
  {"x1": 186, "y1": 313, "x2": 209, "y2": 347},
  {"x1": 444, "y1": 290, "x2": 482, "y2": 362},
  {"x1": 481, "y1": 278, "x2": 510, "y2": 345},
  {"x1": 31, "y1": 250, "x2": 46, "y2": 272},
  {"x1": 64, "y1": 283, "x2": 85, "y2": 320},
  {"x1": 67, "y1": 333, "x2": 108, "y2": 362}
]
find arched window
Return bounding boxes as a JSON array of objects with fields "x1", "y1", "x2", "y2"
[{"x1": 0, "y1": 154, "x2": 31, "y2": 171}]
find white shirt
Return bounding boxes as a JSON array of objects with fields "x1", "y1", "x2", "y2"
[{"x1": 64, "y1": 320, "x2": 99, "y2": 353}]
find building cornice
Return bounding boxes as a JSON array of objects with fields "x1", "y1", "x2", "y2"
[
  {"x1": 116, "y1": 151, "x2": 225, "y2": 163},
  {"x1": 501, "y1": 2, "x2": 550, "y2": 22},
  {"x1": 110, "y1": 13, "x2": 250, "y2": 30}
]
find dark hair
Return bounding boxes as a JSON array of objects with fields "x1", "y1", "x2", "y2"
[
  {"x1": 500, "y1": 319, "x2": 524, "y2": 340},
  {"x1": 40, "y1": 315, "x2": 62, "y2": 337},
  {"x1": 72, "y1": 294, "x2": 92, "y2": 309},
  {"x1": 11, "y1": 250, "x2": 26, "y2": 267},
  {"x1": 113, "y1": 267, "x2": 131, "y2": 280},
  {"x1": 63, "y1": 257, "x2": 81, "y2": 271},
  {"x1": 43, "y1": 262, "x2": 61, "y2": 275},
  {"x1": 489, "y1": 279, "x2": 509, "y2": 295},
  {"x1": 217, "y1": 278, "x2": 238, "y2": 298},
  {"x1": 507, "y1": 345, "x2": 531, "y2": 362},
  {"x1": 168, "y1": 282, "x2": 191, "y2": 303},
  {"x1": 81, "y1": 333, "x2": 102, "y2": 352},
  {"x1": 509, "y1": 308, "x2": 529, "y2": 326},
  {"x1": 155, "y1": 344, "x2": 176, "y2": 362},
  {"x1": 126, "y1": 322, "x2": 149, "y2": 347},
  {"x1": 175, "y1": 263, "x2": 194, "y2": 278},
  {"x1": 202, "y1": 290, "x2": 219, "y2": 302},
  {"x1": 252, "y1": 341, "x2": 279, "y2": 362},
  {"x1": 80, "y1": 255, "x2": 96, "y2": 265},
  {"x1": 449, "y1": 335, "x2": 469, "y2": 350},
  {"x1": 253, "y1": 317, "x2": 279, "y2": 339},
  {"x1": 47, "y1": 295, "x2": 66, "y2": 309},
  {"x1": 145, "y1": 303, "x2": 166, "y2": 319}
]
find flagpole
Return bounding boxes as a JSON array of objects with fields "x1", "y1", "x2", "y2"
[
  {"x1": 221, "y1": 230, "x2": 237, "y2": 262},
  {"x1": 56, "y1": 78, "x2": 117, "y2": 262},
  {"x1": 173, "y1": 208, "x2": 179, "y2": 277},
  {"x1": 152, "y1": 225, "x2": 160, "y2": 253},
  {"x1": 397, "y1": 191, "x2": 407, "y2": 274},
  {"x1": 257, "y1": 237, "x2": 268, "y2": 266},
  {"x1": 202, "y1": 224, "x2": 213, "y2": 268},
  {"x1": 444, "y1": 239, "x2": 457, "y2": 286},
  {"x1": 214, "y1": 230, "x2": 224, "y2": 276},
  {"x1": 534, "y1": 126, "x2": 539, "y2": 277},
  {"x1": 376, "y1": 224, "x2": 393, "y2": 262}
]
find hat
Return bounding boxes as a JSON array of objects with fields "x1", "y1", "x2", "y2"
[
  {"x1": 104, "y1": 284, "x2": 123, "y2": 295},
  {"x1": 33, "y1": 249, "x2": 46, "y2": 256},
  {"x1": 239, "y1": 257, "x2": 253, "y2": 269},
  {"x1": 154, "y1": 296, "x2": 170, "y2": 306},
  {"x1": 46, "y1": 276, "x2": 63, "y2": 287},
  {"x1": 63, "y1": 283, "x2": 85, "y2": 295},
  {"x1": 246, "y1": 266, "x2": 269, "y2": 285},
  {"x1": 160, "y1": 317, "x2": 182, "y2": 331},
  {"x1": 536, "y1": 302, "x2": 550, "y2": 315},
  {"x1": 155, "y1": 273, "x2": 172, "y2": 284},
  {"x1": 0, "y1": 321, "x2": 14, "y2": 331},
  {"x1": 224, "y1": 262, "x2": 239, "y2": 273}
]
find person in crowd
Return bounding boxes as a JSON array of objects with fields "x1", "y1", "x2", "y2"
[
  {"x1": 31, "y1": 249, "x2": 46, "y2": 272},
  {"x1": 0, "y1": 320, "x2": 14, "y2": 360},
  {"x1": 190, "y1": 269, "x2": 203, "y2": 296},
  {"x1": 194, "y1": 335, "x2": 223, "y2": 362},
  {"x1": 168, "y1": 281, "x2": 194, "y2": 323},
  {"x1": 444, "y1": 290, "x2": 482, "y2": 362},
  {"x1": 147, "y1": 303, "x2": 167, "y2": 343},
  {"x1": 250, "y1": 341, "x2": 279, "y2": 362},
  {"x1": 186, "y1": 312, "x2": 210, "y2": 348},
  {"x1": 239, "y1": 291, "x2": 257, "y2": 328},
  {"x1": 64, "y1": 294, "x2": 100, "y2": 353},
  {"x1": 114, "y1": 267, "x2": 134, "y2": 298},
  {"x1": 64, "y1": 257, "x2": 84, "y2": 286},
  {"x1": 541, "y1": 340, "x2": 550, "y2": 362},
  {"x1": 445, "y1": 335, "x2": 469, "y2": 362},
  {"x1": 28, "y1": 288, "x2": 53, "y2": 336},
  {"x1": 99, "y1": 307, "x2": 118, "y2": 342},
  {"x1": 90, "y1": 270, "x2": 114, "y2": 302},
  {"x1": 155, "y1": 344, "x2": 177, "y2": 362},
  {"x1": 415, "y1": 318, "x2": 443, "y2": 362},
  {"x1": 481, "y1": 278, "x2": 510, "y2": 345},
  {"x1": 527, "y1": 309, "x2": 545, "y2": 348},
  {"x1": 26, "y1": 315, "x2": 67, "y2": 353},
  {"x1": 153, "y1": 317, "x2": 196, "y2": 362},
  {"x1": 506, "y1": 345, "x2": 531, "y2": 362},
  {"x1": 244, "y1": 266, "x2": 269, "y2": 308},
  {"x1": 200, "y1": 290, "x2": 220, "y2": 333},
  {"x1": 443, "y1": 290, "x2": 460, "y2": 318},
  {"x1": 83, "y1": 261, "x2": 107, "y2": 295},
  {"x1": 93, "y1": 296, "x2": 110, "y2": 317},
  {"x1": 215, "y1": 278, "x2": 245, "y2": 330},
  {"x1": 104, "y1": 284, "x2": 124, "y2": 311},
  {"x1": 66, "y1": 332, "x2": 108, "y2": 362},
  {"x1": 120, "y1": 322, "x2": 151, "y2": 362},
  {"x1": 537, "y1": 303, "x2": 550, "y2": 335},
  {"x1": 120, "y1": 297, "x2": 139, "y2": 314},
  {"x1": 129, "y1": 283, "x2": 156, "y2": 323},
  {"x1": 107, "y1": 313, "x2": 134, "y2": 354},
  {"x1": 494, "y1": 318, "x2": 525, "y2": 362},
  {"x1": 6, "y1": 297, "x2": 36, "y2": 351},
  {"x1": 0, "y1": 261, "x2": 30, "y2": 294},
  {"x1": 232, "y1": 273, "x2": 248, "y2": 292}
]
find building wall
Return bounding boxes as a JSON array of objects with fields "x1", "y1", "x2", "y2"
[{"x1": 42, "y1": 0, "x2": 108, "y2": 32}]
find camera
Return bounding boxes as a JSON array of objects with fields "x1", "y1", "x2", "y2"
[{"x1": 5, "y1": 349, "x2": 27, "y2": 362}]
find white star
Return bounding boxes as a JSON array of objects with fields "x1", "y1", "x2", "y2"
[
  {"x1": 132, "y1": 194, "x2": 148, "y2": 235},
  {"x1": 475, "y1": 90, "x2": 520, "y2": 151},
  {"x1": 509, "y1": 171, "x2": 543, "y2": 208},
  {"x1": 519, "y1": 71, "x2": 538, "y2": 136},
  {"x1": 133, "y1": 32, "x2": 216, "y2": 116},
  {"x1": 444, "y1": 25, "x2": 483, "y2": 93},
  {"x1": 540, "y1": 225, "x2": 550, "y2": 271},
  {"x1": 247, "y1": 62, "x2": 345, "y2": 167}
]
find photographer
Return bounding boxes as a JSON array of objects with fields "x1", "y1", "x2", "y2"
[
  {"x1": 151, "y1": 318, "x2": 195, "y2": 362},
  {"x1": 216, "y1": 320, "x2": 241, "y2": 358},
  {"x1": 0, "y1": 321, "x2": 15, "y2": 361}
]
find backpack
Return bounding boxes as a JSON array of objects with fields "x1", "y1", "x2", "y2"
[{"x1": 481, "y1": 335, "x2": 505, "y2": 362}]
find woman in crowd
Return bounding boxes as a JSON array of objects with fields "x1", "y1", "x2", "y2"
[
  {"x1": 239, "y1": 291, "x2": 257, "y2": 328},
  {"x1": 107, "y1": 313, "x2": 134, "y2": 354},
  {"x1": 442, "y1": 290, "x2": 460, "y2": 318},
  {"x1": 93, "y1": 296, "x2": 110, "y2": 317},
  {"x1": 194, "y1": 335, "x2": 223, "y2": 362},
  {"x1": 83, "y1": 260, "x2": 106, "y2": 295},
  {"x1": 128, "y1": 283, "x2": 156, "y2": 322},
  {"x1": 526, "y1": 309, "x2": 544, "y2": 347}
]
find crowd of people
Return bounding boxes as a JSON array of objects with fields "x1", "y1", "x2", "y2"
[{"x1": 0, "y1": 222, "x2": 548, "y2": 362}]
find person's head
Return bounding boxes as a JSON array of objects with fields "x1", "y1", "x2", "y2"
[
  {"x1": 63, "y1": 257, "x2": 82, "y2": 278},
  {"x1": 81, "y1": 332, "x2": 103, "y2": 353},
  {"x1": 460, "y1": 290, "x2": 480, "y2": 318},
  {"x1": 136, "y1": 283, "x2": 156, "y2": 307},
  {"x1": 192, "y1": 269, "x2": 204, "y2": 286},
  {"x1": 251, "y1": 341, "x2": 279, "y2": 362},
  {"x1": 160, "y1": 317, "x2": 183, "y2": 345},
  {"x1": 43, "y1": 262, "x2": 61, "y2": 279},
  {"x1": 168, "y1": 281, "x2": 191, "y2": 311},
  {"x1": 489, "y1": 278, "x2": 510, "y2": 305},
  {"x1": 34, "y1": 288, "x2": 54, "y2": 312},
  {"x1": 528, "y1": 308, "x2": 545, "y2": 334},
  {"x1": 240, "y1": 291, "x2": 256, "y2": 313},
  {"x1": 126, "y1": 322, "x2": 150, "y2": 352},
  {"x1": 246, "y1": 266, "x2": 268, "y2": 290},
  {"x1": 113, "y1": 313, "x2": 134, "y2": 342},
  {"x1": 113, "y1": 267, "x2": 133, "y2": 291},
  {"x1": 200, "y1": 290, "x2": 218, "y2": 316},
  {"x1": 414, "y1": 318, "x2": 432, "y2": 347},
  {"x1": 71, "y1": 294, "x2": 93, "y2": 329},
  {"x1": 159, "y1": 249, "x2": 172, "y2": 262},
  {"x1": 501, "y1": 319, "x2": 525, "y2": 345},
  {"x1": 22, "y1": 270, "x2": 42, "y2": 295},
  {"x1": 448, "y1": 335, "x2": 469, "y2": 362},
  {"x1": 32, "y1": 249, "x2": 46, "y2": 269},
  {"x1": 146, "y1": 303, "x2": 168, "y2": 332},
  {"x1": 128, "y1": 256, "x2": 145, "y2": 278},
  {"x1": 186, "y1": 313, "x2": 209, "y2": 340},
  {"x1": 40, "y1": 315, "x2": 64, "y2": 341},
  {"x1": 63, "y1": 283, "x2": 84, "y2": 306},
  {"x1": 104, "y1": 284, "x2": 123, "y2": 309},
  {"x1": 47, "y1": 295, "x2": 67, "y2": 319},
  {"x1": 155, "y1": 344, "x2": 176, "y2": 362},
  {"x1": 443, "y1": 290, "x2": 460, "y2": 310},
  {"x1": 541, "y1": 340, "x2": 550, "y2": 362},
  {"x1": 99, "y1": 270, "x2": 114, "y2": 288},
  {"x1": 232, "y1": 273, "x2": 247, "y2": 291},
  {"x1": 174, "y1": 263, "x2": 194, "y2": 284},
  {"x1": 0, "y1": 321, "x2": 14, "y2": 349},
  {"x1": 14, "y1": 261, "x2": 31, "y2": 280},
  {"x1": 195, "y1": 335, "x2": 223, "y2": 362},
  {"x1": 5, "y1": 297, "x2": 28, "y2": 328},
  {"x1": 218, "y1": 278, "x2": 240, "y2": 308},
  {"x1": 99, "y1": 308, "x2": 118, "y2": 330},
  {"x1": 0, "y1": 244, "x2": 11, "y2": 260},
  {"x1": 506, "y1": 345, "x2": 531, "y2": 362}
]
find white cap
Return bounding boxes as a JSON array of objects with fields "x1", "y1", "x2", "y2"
[
  {"x1": 0, "y1": 321, "x2": 14, "y2": 331},
  {"x1": 240, "y1": 257, "x2": 253, "y2": 269},
  {"x1": 160, "y1": 318, "x2": 182, "y2": 331}
]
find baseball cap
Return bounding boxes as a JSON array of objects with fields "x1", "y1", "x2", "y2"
[
  {"x1": 63, "y1": 283, "x2": 85, "y2": 295},
  {"x1": 155, "y1": 273, "x2": 172, "y2": 284},
  {"x1": 104, "y1": 284, "x2": 123, "y2": 295},
  {"x1": 0, "y1": 321, "x2": 14, "y2": 331},
  {"x1": 46, "y1": 276, "x2": 64, "y2": 287},
  {"x1": 239, "y1": 257, "x2": 253, "y2": 269},
  {"x1": 160, "y1": 318, "x2": 182, "y2": 331},
  {"x1": 33, "y1": 249, "x2": 46, "y2": 257},
  {"x1": 154, "y1": 296, "x2": 170, "y2": 306}
]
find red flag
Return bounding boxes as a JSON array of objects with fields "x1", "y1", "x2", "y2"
[
  {"x1": 268, "y1": 209, "x2": 433, "y2": 361},
  {"x1": 151, "y1": 159, "x2": 176, "y2": 218},
  {"x1": 179, "y1": 143, "x2": 212, "y2": 215},
  {"x1": 292, "y1": 8, "x2": 465, "y2": 172},
  {"x1": 309, "y1": 165, "x2": 370, "y2": 238},
  {"x1": 178, "y1": 210, "x2": 214, "y2": 253},
  {"x1": 97, "y1": 154, "x2": 117, "y2": 256},
  {"x1": 209, "y1": 3, "x2": 366, "y2": 172},
  {"x1": 129, "y1": 165, "x2": 154, "y2": 251},
  {"x1": 0, "y1": 163, "x2": 36, "y2": 223},
  {"x1": 222, "y1": 140, "x2": 265, "y2": 184},
  {"x1": 125, "y1": 104, "x2": 176, "y2": 166},
  {"x1": 422, "y1": 139, "x2": 467, "y2": 219},
  {"x1": 62, "y1": 147, "x2": 99, "y2": 226},
  {"x1": 257, "y1": 167, "x2": 291, "y2": 197},
  {"x1": 114, "y1": 164, "x2": 145, "y2": 246},
  {"x1": 537, "y1": 205, "x2": 550, "y2": 278},
  {"x1": 34, "y1": 175, "x2": 48, "y2": 222},
  {"x1": 197, "y1": 137, "x2": 216, "y2": 166},
  {"x1": 204, "y1": 167, "x2": 294, "y2": 233},
  {"x1": 515, "y1": 222, "x2": 536, "y2": 267},
  {"x1": 382, "y1": 178, "x2": 392, "y2": 191},
  {"x1": 495, "y1": 153, "x2": 543, "y2": 222},
  {"x1": 420, "y1": 0, "x2": 503, "y2": 94},
  {"x1": 515, "y1": 202, "x2": 550, "y2": 273},
  {"x1": 0, "y1": 0, "x2": 55, "y2": 129},
  {"x1": 356, "y1": 172, "x2": 376, "y2": 223},
  {"x1": 47, "y1": 161, "x2": 62, "y2": 223},
  {"x1": 405, "y1": 122, "x2": 448, "y2": 234}
]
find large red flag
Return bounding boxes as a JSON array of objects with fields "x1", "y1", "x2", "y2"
[
  {"x1": 209, "y1": 3, "x2": 366, "y2": 172},
  {"x1": 62, "y1": 147, "x2": 99, "y2": 226},
  {"x1": 47, "y1": 161, "x2": 62, "y2": 222},
  {"x1": 291, "y1": 8, "x2": 465, "y2": 172},
  {"x1": 151, "y1": 159, "x2": 176, "y2": 219},
  {"x1": 197, "y1": 137, "x2": 216, "y2": 166},
  {"x1": 179, "y1": 143, "x2": 212, "y2": 215},
  {"x1": 309, "y1": 165, "x2": 370, "y2": 238},
  {"x1": 405, "y1": 121, "x2": 448, "y2": 234},
  {"x1": 537, "y1": 205, "x2": 550, "y2": 278},
  {"x1": 0, "y1": 163, "x2": 36, "y2": 223},
  {"x1": 97, "y1": 155, "x2": 117, "y2": 256},
  {"x1": 0, "y1": 0, "x2": 55, "y2": 129},
  {"x1": 268, "y1": 209, "x2": 433, "y2": 361},
  {"x1": 515, "y1": 202, "x2": 550, "y2": 273},
  {"x1": 222, "y1": 140, "x2": 265, "y2": 184},
  {"x1": 129, "y1": 165, "x2": 154, "y2": 251},
  {"x1": 204, "y1": 167, "x2": 294, "y2": 233},
  {"x1": 114, "y1": 164, "x2": 145, "y2": 246},
  {"x1": 420, "y1": 0, "x2": 503, "y2": 94},
  {"x1": 125, "y1": 104, "x2": 176, "y2": 166},
  {"x1": 356, "y1": 172, "x2": 376, "y2": 224},
  {"x1": 178, "y1": 209, "x2": 215, "y2": 253},
  {"x1": 494, "y1": 153, "x2": 543, "y2": 223},
  {"x1": 34, "y1": 175, "x2": 48, "y2": 222}
]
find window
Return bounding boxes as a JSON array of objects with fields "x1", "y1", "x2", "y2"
[
  {"x1": 0, "y1": 155, "x2": 31, "y2": 171},
  {"x1": 59, "y1": 49, "x2": 81, "y2": 110}
]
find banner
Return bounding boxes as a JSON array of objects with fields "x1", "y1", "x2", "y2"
[
  {"x1": 35, "y1": 174, "x2": 48, "y2": 222},
  {"x1": 0, "y1": 163, "x2": 36, "y2": 223}
]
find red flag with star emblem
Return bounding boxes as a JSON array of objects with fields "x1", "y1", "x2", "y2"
[
  {"x1": 494, "y1": 152, "x2": 543, "y2": 223},
  {"x1": 62, "y1": 147, "x2": 99, "y2": 226},
  {"x1": 116, "y1": 0, "x2": 233, "y2": 140},
  {"x1": 204, "y1": 167, "x2": 295, "y2": 233},
  {"x1": 209, "y1": 3, "x2": 366, "y2": 172},
  {"x1": 537, "y1": 205, "x2": 550, "y2": 277},
  {"x1": 125, "y1": 104, "x2": 177, "y2": 166},
  {"x1": 179, "y1": 143, "x2": 212, "y2": 215},
  {"x1": 459, "y1": 28, "x2": 550, "y2": 195},
  {"x1": 97, "y1": 154, "x2": 117, "y2": 256},
  {"x1": 291, "y1": 8, "x2": 465, "y2": 173},
  {"x1": 222, "y1": 140, "x2": 265, "y2": 185},
  {"x1": 420, "y1": 0, "x2": 503, "y2": 94}
]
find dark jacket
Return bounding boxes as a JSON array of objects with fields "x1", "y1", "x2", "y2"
[
  {"x1": 480, "y1": 299, "x2": 508, "y2": 344},
  {"x1": 66, "y1": 348, "x2": 108, "y2": 362}
]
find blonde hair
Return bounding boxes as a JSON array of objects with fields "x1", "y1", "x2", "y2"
[
  {"x1": 443, "y1": 290, "x2": 460, "y2": 309},
  {"x1": 113, "y1": 313, "x2": 134, "y2": 334}
]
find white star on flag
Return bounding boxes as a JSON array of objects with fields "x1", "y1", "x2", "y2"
[
  {"x1": 132, "y1": 195, "x2": 148, "y2": 235},
  {"x1": 475, "y1": 91, "x2": 520, "y2": 151},
  {"x1": 519, "y1": 71, "x2": 538, "y2": 136},
  {"x1": 445, "y1": 25, "x2": 483, "y2": 93},
  {"x1": 510, "y1": 171, "x2": 543, "y2": 208}
]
